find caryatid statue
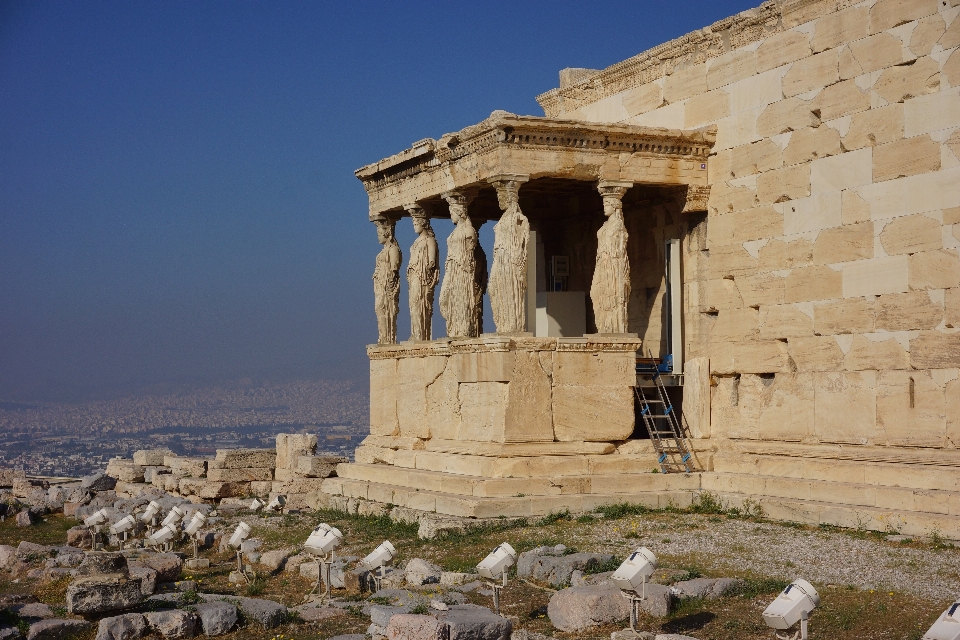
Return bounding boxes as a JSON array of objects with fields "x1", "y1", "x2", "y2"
[
  {"x1": 405, "y1": 204, "x2": 439, "y2": 341},
  {"x1": 488, "y1": 175, "x2": 530, "y2": 333},
  {"x1": 472, "y1": 219, "x2": 488, "y2": 337},
  {"x1": 439, "y1": 190, "x2": 479, "y2": 338},
  {"x1": 372, "y1": 216, "x2": 402, "y2": 345},
  {"x1": 591, "y1": 181, "x2": 633, "y2": 334}
]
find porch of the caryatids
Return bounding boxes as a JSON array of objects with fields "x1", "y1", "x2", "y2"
[
  {"x1": 372, "y1": 215, "x2": 402, "y2": 345},
  {"x1": 487, "y1": 174, "x2": 529, "y2": 334},
  {"x1": 591, "y1": 180, "x2": 633, "y2": 334},
  {"x1": 405, "y1": 204, "x2": 439, "y2": 341},
  {"x1": 439, "y1": 190, "x2": 479, "y2": 338}
]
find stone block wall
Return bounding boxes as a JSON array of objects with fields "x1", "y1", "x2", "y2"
[{"x1": 539, "y1": 0, "x2": 960, "y2": 450}]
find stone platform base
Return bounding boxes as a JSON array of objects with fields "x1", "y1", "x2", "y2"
[{"x1": 321, "y1": 440, "x2": 960, "y2": 540}]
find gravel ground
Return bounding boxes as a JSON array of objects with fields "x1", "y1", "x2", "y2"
[{"x1": 561, "y1": 513, "x2": 960, "y2": 602}]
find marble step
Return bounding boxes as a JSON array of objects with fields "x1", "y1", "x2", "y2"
[
  {"x1": 713, "y1": 451, "x2": 960, "y2": 493},
  {"x1": 333, "y1": 462, "x2": 700, "y2": 498}
]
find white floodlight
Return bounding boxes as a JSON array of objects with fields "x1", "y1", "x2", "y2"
[
  {"x1": 762, "y1": 579, "x2": 820, "y2": 640},
  {"x1": 612, "y1": 547, "x2": 659, "y2": 634},
  {"x1": 147, "y1": 523, "x2": 179, "y2": 548},
  {"x1": 304, "y1": 523, "x2": 344, "y2": 602},
  {"x1": 249, "y1": 498, "x2": 265, "y2": 512},
  {"x1": 140, "y1": 501, "x2": 162, "y2": 524},
  {"x1": 361, "y1": 540, "x2": 396, "y2": 592},
  {"x1": 924, "y1": 599, "x2": 960, "y2": 640},
  {"x1": 266, "y1": 495, "x2": 286, "y2": 513},
  {"x1": 109, "y1": 514, "x2": 137, "y2": 550},
  {"x1": 228, "y1": 521, "x2": 252, "y2": 549},
  {"x1": 476, "y1": 543, "x2": 517, "y2": 615},
  {"x1": 161, "y1": 505, "x2": 186, "y2": 527},
  {"x1": 83, "y1": 508, "x2": 109, "y2": 528},
  {"x1": 184, "y1": 511, "x2": 207, "y2": 537}
]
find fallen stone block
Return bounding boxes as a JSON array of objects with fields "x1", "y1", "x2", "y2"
[
  {"x1": 213, "y1": 448, "x2": 276, "y2": 469},
  {"x1": 78, "y1": 552, "x2": 129, "y2": 577},
  {"x1": 437, "y1": 604, "x2": 511, "y2": 640},
  {"x1": 405, "y1": 558, "x2": 442, "y2": 586},
  {"x1": 291, "y1": 603, "x2": 343, "y2": 622},
  {"x1": 385, "y1": 614, "x2": 448, "y2": 640},
  {"x1": 65, "y1": 527, "x2": 92, "y2": 550},
  {"x1": 206, "y1": 468, "x2": 273, "y2": 482},
  {"x1": 547, "y1": 584, "x2": 632, "y2": 632},
  {"x1": 81, "y1": 473, "x2": 117, "y2": 492},
  {"x1": 66, "y1": 575, "x2": 144, "y2": 615},
  {"x1": 11, "y1": 603, "x2": 55, "y2": 620},
  {"x1": 104, "y1": 460, "x2": 145, "y2": 484},
  {"x1": 517, "y1": 548, "x2": 613, "y2": 587},
  {"x1": 143, "y1": 610, "x2": 196, "y2": 640},
  {"x1": 439, "y1": 572, "x2": 477, "y2": 587},
  {"x1": 194, "y1": 602, "x2": 237, "y2": 636},
  {"x1": 199, "y1": 595, "x2": 287, "y2": 629},
  {"x1": 133, "y1": 449, "x2": 175, "y2": 467},
  {"x1": 94, "y1": 614, "x2": 146, "y2": 640},
  {"x1": 0, "y1": 468, "x2": 26, "y2": 488},
  {"x1": 295, "y1": 455, "x2": 347, "y2": 478},
  {"x1": 259, "y1": 548, "x2": 294, "y2": 573},
  {"x1": 26, "y1": 619, "x2": 89, "y2": 640},
  {"x1": 135, "y1": 554, "x2": 182, "y2": 583},
  {"x1": 0, "y1": 545, "x2": 16, "y2": 570},
  {"x1": 672, "y1": 577, "x2": 742, "y2": 600},
  {"x1": 13, "y1": 478, "x2": 49, "y2": 498},
  {"x1": 16, "y1": 511, "x2": 36, "y2": 527},
  {"x1": 0, "y1": 625, "x2": 21, "y2": 639},
  {"x1": 128, "y1": 565, "x2": 157, "y2": 596}
]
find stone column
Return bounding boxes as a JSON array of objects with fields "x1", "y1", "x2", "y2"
[
  {"x1": 372, "y1": 216, "x2": 402, "y2": 345},
  {"x1": 591, "y1": 181, "x2": 633, "y2": 334},
  {"x1": 488, "y1": 174, "x2": 530, "y2": 334},
  {"x1": 405, "y1": 204, "x2": 439, "y2": 341},
  {"x1": 439, "y1": 190, "x2": 479, "y2": 338}
]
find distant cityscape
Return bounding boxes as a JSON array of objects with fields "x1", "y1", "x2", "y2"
[{"x1": 0, "y1": 379, "x2": 368, "y2": 477}]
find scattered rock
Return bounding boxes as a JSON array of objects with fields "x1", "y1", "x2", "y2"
[
  {"x1": 385, "y1": 614, "x2": 448, "y2": 640},
  {"x1": 194, "y1": 602, "x2": 237, "y2": 636},
  {"x1": 283, "y1": 553, "x2": 311, "y2": 574},
  {"x1": 291, "y1": 603, "x2": 342, "y2": 622},
  {"x1": 0, "y1": 545, "x2": 18, "y2": 570},
  {"x1": 144, "y1": 610, "x2": 197, "y2": 639},
  {"x1": 16, "y1": 511, "x2": 36, "y2": 527},
  {"x1": 0, "y1": 625, "x2": 21, "y2": 640},
  {"x1": 25, "y1": 619, "x2": 90, "y2": 640},
  {"x1": 78, "y1": 552, "x2": 128, "y2": 578},
  {"x1": 11, "y1": 603, "x2": 55, "y2": 620},
  {"x1": 547, "y1": 583, "x2": 632, "y2": 632},
  {"x1": 199, "y1": 595, "x2": 286, "y2": 630},
  {"x1": 438, "y1": 604, "x2": 511, "y2": 640},
  {"x1": 517, "y1": 548, "x2": 613, "y2": 587},
  {"x1": 94, "y1": 614, "x2": 147, "y2": 640},
  {"x1": 259, "y1": 548, "x2": 294, "y2": 573},
  {"x1": 672, "y1": 577, "x2": 741, "y2": 600},
  {"x1": 135, "y1": 554, "x2": 182, "y2": 583},
  {"x1": 405, "y1": 558, "x2": 442, "y2": 586},
  {"x1": 439, "y1": 572, "x2": 477, "y2": 587},
  {"x1": 66, "y1": 575, "x2": 145, "y2": 615},
  {"x1": 81, "y1": 473, "x2": 117, "y2": 492},
  {"x1": 128, "y1": 565, "x2": 158, "y2": 596},
  {"x1": 65, "y1": 527, "x2": 92, "y2": 550}
]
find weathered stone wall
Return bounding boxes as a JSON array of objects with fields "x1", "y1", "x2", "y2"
[{"x1": 542, "y1": 0, "x2": 960, "y2": 449}]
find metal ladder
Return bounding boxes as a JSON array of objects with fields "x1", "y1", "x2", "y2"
[{"x1": 635, "y1": 369, "x2": 695, "y2": 474}]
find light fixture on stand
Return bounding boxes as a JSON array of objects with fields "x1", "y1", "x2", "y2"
[
  {"x1": 146, "y1": 523, "x2": 179, "y2": 551},
  {"x1": 109, "y1": 515, "x2": 137, "y2": 551},
  {"x1": 266, "y1": 495, "x2": 286, "y2": 515},
  {"x1": 924, "y1": 597, "x2": 960, "y2": 640},
  {"x1": 611, "y1": 547, "x2": 658, "y2": 635},
  {"x1": 249, "y1": 498, "x2": 265, "y2": 512},
  {"x1": 227, "y1": 522, "x2": 253, "y2": 584},
  {"x1": 83, "y1": 509, "x2": 110, "y2": 551},
  {"x1": 140, "y1": 501, "x2": 162, "y2": 536},
  {"x1": 304, "y1": 523, "x2": 343, "y2": 603},
  {"x1": 184, "y1": 511, "x2": 208, "y2": 561},
  {"x1": 476, "y1": 542, "x2": 517, "y2": 615},
  {"x1": 161, "y1": 505, "x2": 186, "y2": 529},
  {"x1": 762, "y1": 579, "x2": 820, "y2": 640},
  {"x1": 360, "y1": 540, "x2": 396, "y2": 593}
]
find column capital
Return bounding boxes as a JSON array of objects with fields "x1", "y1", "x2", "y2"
[
  {"x1": 441, "y1": 189, "x2": 476, "y2": 208},
  {"x1": 597, "y1": 180, "x2": 633, "y2": 200},
  {"x1": 404, "y1": 203, "x2": 429, "y2": 219},
  {"x1": 486, "y1": 173, "x2": 530, "y2": 187}
]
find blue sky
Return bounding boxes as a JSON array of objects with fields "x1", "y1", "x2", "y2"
[{"x1": 0, "y1": 1, "x2": 757, "y2": 401}]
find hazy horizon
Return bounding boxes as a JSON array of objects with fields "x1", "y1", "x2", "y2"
[{"x1": 1, "y1": 0, "x2": 756, "y2": 403}]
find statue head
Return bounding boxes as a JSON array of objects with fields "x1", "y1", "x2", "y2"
[
  {"x1": 374, "y1": 218, "x2": 396, "y2": 245},
  {"x1": 409, "y1": 207, "x2": 432, "y2": 235},
  {"x1": 495, "y1": 183, "x2": 520, "y2": 213},
  {"x1": 602, "y1": 196, "x2": 622, "y2": 219}
]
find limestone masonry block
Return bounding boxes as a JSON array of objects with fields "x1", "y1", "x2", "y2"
[
  {"x1": 710, "y1": 340, "x2": 790, "y2": 374},
  {"x1": 909, "y1": 14, "x2": 946, "y2": 56},
  {"x1": 397, "y1": 356, "x2": 446, "y2": 439},
  {"x1": 815, "y1": 297, "x2": 876, "y2": 334},
  {"x1": 708, "y1": 49, "x2": 757, "y2": 90},
  {"x1": 458, "y1": 382, "x2": 508, "y2": 442},
  {"x1": 814, "y1": 371, "x2": 878, "y2": 444},
  {"x1": 873, "y1": 135, "x2": 941, "y2": 182},
  {"x1": 812, "y1": 6, "x2": 869, "y2": 53},
  {"x1": 877, "y1": 370, "x2": 946, "y2": 447},
  {"x1": 947, "y1": 288, "x2": 960, "y2": 328},
  {"x1": 622, "y1": 82, "x2": 664, "y2": 117},
  {"x1": 874, "y1": 56, "x2": 939, "y2": 105},
  {"x1": 789, "y1": 336, "x2": 846, "y2": 371},
  {"x1": 213, "y1": 448, "x2": 276, "y2": 469},
  {"x1": 783, "y1": 49, "x2": 839, "y2": 97},
  {"x1": 757, "y1": 97, "x2": 821, "y2": 137},
  {"x1": 502, "y1": 350, "x2": 554, "y2": 443},
  {"x1": 843, "y1": 104, "x2": 904, "y2": 151},
  {"x1": 782, "y1": 0, "x2": 838, "y2": 30},
  {"x1": 759, "y1": 304, "x2": 814, "y2": 339},
  {"x1": 165, "y1": 457, "x2": 206, "y2": 478},
  {"x1": 703, "y1": 243, "x2": 759, "y2": 279},
  {"x1": 759, "y1": 237, "x2": 813, "y2": 271},
  {"x1": 207, "y1": 468, "x2": 273, "y2": 482},
  {"x1": 684, "y1": 357, "x2": 711, "y2": 439},
  {"x1": 709, "y1": 206, "x2": 784, "y2": 245},
  {"x1": 784, "y1": 126, "x2": 841, "y2": 166},
  {"x1": 880, "y1": 214, "x2": 942, "y2": 255},
  {"x1": 707, "y1": 181, "x2": 758, "y2": 214},
  {"x1": 553, "y1": 350, "x2": 636, "y2": 387},
  {"x1": 552, "y1": 385, "x2": 634, "y2": 442},
  {"x1": 370, "y1": 357, "x2": 399, "y2": 436},
  {"x1": 757, "y1": 30, "x2": 812, "y2": 73},
  {"x1": 942, "y1": 12, "x2": 960, "y2": 49},
  {"x1": 711, "y1": 307, "x2": 760, "y2": 341},
  {"x1": 904, "y1": 89, "x2": 960, "y2": 137},
  {"x1": 664, "y1": 63, "x2": 708, "y2": 103},
  {"x1": 684, "y1": 89, "x2": 731, "y2": 129},
  {"x1": 818, "y1": 82, "x2": 871, "y2": 124},
  {"x1": 761, "y1": 373, "x2": 816, "y2": 441},
  {"x1": 946, "y1": 49, "x2": 960, "y2": 89},
  {"x1": 810, "y1": 148, "x2": 872, "y2": 194},
  {"x1": 842, "y1": 256, "x2": 909, "y2": 297},
  {"x1": 877, "y1": 290, "x2": 944, "y2": 331},
  {"x1": 716, "y1": 139, "x2": 783, "y2": 180},
  {"x1": 133, "y1": 449, "x2": 174, "y2": 467},
  {"x1": 702, "y1": 278, "x2": 744, "y2": 311},
  {"x1": 757, "y1": 164, "x2": 811, "y2": 204},
  {"x1": 453, "y1": 350, "x2": 514, "y2": 383},
  {"x1": 813, "y1": 221, "x2": 873, "y2": 264},
  {"x1": 847, "y1": 32, "x2": 905, "y2": 75},
  {"x1": 911, "y1": 331, "x2": 960, "y2": 369},
  {"x1": 841, "y1": 190, "x2": 872, "y2": 225},
  {"x1": 738, "y1": 273, "x2": 786, "y2": 307},
  {"x1": 276, "y1": 433, "x2": 318, "y2": 470},
  {"x1": 786, "y1": 265, "x2": 843, "y2": 303},
  {"x1": 869, "y1": 0, "x2": 939, "y2": 35},
  {"x1": 295, "y1": 455, "x2": 348, "y2": 478},
  {"x1": 844, "y1": 335, "x2": 911, "y2": 370}
]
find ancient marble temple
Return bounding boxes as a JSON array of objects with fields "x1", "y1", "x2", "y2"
[{"x1": 324, "y1": 0, "x2": 960, "y2": 541}]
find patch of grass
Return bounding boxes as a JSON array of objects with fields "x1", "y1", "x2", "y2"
[
  {"x1": 0, "y1": 609, "x2": 29, "y2": 637},
  {"x1": 536, "y1": 510, "x2": 570, "y2": 526},
  {"x1": 595, "y1": 502, "x2": 650, "y2": 519},
  {"x1": 0, "y1": 513, "x2": 76, "y2": 547},
  {"x1": 689, "y1": 492, "x2": 725, "y2": 515},
  {"x1": 178, "y1": 590, "x2": 202, "y2": 605},
  {"x1": 735, "y1": 577, "x2": 790, "y2": 599},
  {"x1": 410, "y1": 603, "x2": 429, "y2": 615},
  {"x1": 583, "y1": 557, "x2": 620, "y2": 575},
  {"x1": 575, "y1": 514, "x2": 594, "y2": 523}
]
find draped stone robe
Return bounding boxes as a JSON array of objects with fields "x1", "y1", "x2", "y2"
[
  {"x1": 489, "y1": 204, "x2": 529, "y2": 333},
  {"x1": 407, "y1": 229, "x2": 439, "y2": 340},
  {"x1": 373, "y1": 239, "x2": 401, "y2": 344},
  {"x1": 591, "y1": 208, "x2": 630, "y2": 333},
  {"x1": 440, "y1": 217, "x2": 478, "y2": 338}
]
